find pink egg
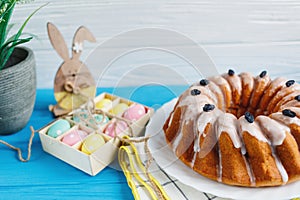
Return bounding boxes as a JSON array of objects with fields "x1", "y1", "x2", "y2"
[
  {"x1": 62, "y1": 130, "x2": 88, "y2": 146},
  {"x1": 123, "y1": 104, "x2": 146, "y2": 121},
  {"x1": 104, "y1": 121, "x2": 128, "y2": 137}
]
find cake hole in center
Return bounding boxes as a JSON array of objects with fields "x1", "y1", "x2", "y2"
[{"x1": 226, "y1": 104, "x2": 267, "y2": 119}]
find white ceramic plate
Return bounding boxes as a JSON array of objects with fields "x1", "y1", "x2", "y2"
[{"x1": 145, "y1": 98, "x2": 300, "y2": 200}]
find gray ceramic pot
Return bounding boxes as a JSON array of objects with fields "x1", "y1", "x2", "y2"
[{"x1": 0, "y1": 47, "x2": 36, "y2": 135}]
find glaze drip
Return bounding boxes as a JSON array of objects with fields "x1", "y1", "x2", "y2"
[{"x1": 256, "y1": 116, "x2": 288, "y2": 146}]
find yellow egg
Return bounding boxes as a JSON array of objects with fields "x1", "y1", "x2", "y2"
[
  {"x1": 95, "y1": 98, "x2": 112, "y2": 109},
  {"x1": 81, "y1": 134, "x2": 105, "y2": 155},
  {"x1": 110, "y1": 103, "x2": 129, "y2": 115}
]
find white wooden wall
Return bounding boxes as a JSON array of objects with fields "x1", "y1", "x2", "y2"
[{"x1": 12, "y1": 0, "x2": 300, "y2": 88}]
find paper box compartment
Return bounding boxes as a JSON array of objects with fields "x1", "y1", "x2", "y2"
[{"x1": 38, "y1": 92, "x2": 153, "y2": 176}]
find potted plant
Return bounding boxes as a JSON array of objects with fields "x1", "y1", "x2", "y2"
[{"x1": 0, "y1": 0, "x2": 45, "y2": 135}]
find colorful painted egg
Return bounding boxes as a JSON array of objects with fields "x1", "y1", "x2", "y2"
[
  {"x1": 72, "y1": 113, "x2": 88, "y2": 123},
  {"x1": 109, "y1": 103, "x2": 129, "y2": 115},
  {"x1": 47, "y1": 119, "x2": 71, "y2": 138},
  {"x1": 104, "y1": 121, "x2": 128, "y2": 137},
  {"x1": 62, "y1": 129, "x2": 88, "y2": 146},
  {"x1": 81, "y1": 134, "x2": 106, "y2": 155},
  {"x1": 93, "y1": 114, "x2": 109, "y2": 125},
  {"x1": 95, "y1": 98, "x2": 112, "y2": 109},
  {"x1": 123, "y1": 104, "x2": 146, "y2": 121}
]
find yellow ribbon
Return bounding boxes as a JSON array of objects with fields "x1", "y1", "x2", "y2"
[{"x1": 118, "y1": 135, "x2": 170, "y2": 200}]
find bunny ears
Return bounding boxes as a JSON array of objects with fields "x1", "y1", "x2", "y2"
[{"x1": 47, "y1": 22, "x2": 96, "y2": 61}]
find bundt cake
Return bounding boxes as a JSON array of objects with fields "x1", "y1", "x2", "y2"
[{"x1": 163, "y1": 70, "x2": 300, "y2": 187}]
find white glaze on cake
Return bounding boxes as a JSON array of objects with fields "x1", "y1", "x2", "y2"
[
  {"x1": 239, "y1": 72, "x2": 254, "y2": 89},
  {"x1": 194, "y1": 109, "x2": 222, "y2": 152},
  {"x1": 268, "y1": 77, "x2": 287, "y2": 95},
  {"x1": 268, "y1": 83, "x2": 300, "y2": 112},
  {"x1": 255, "y1": 117, "x2": 290, "y2": 183},
  {"x1": 283, "y1": 107, "x2": 300, "y2": 117},
  {"x1": 206, "y1": 80, "x2": 225, "y2": 109},
  {"x1": 238, "y1": 117, "x2": 270, "y2": 186},
  {"x1": 243, "y1": 155, "x2": 256, "y2": 186},
  {"x1": 215, "y1": 113, "x2": 241, "y2": 148},
  {"x1": 239, "y1": 72, "x2": 254, "y2": 107},
  {"x1": 280, "y1": 100, "x2": 300, "y2": 110},
  {"x1": 178, "y1": 90, "x2": 214, "y2": 122},
  {"x1": 274, "y1": 91, "x2": 300, "y2": 112},
  {"x1": 250, "y1": 73, "x2": 271, "y2": 109},
  {"x1": 222, "y1": 73, "x2": 242, "y2": 106},
  {"x1": 270, "y1": 112, "x2": 300, "y2": 127},
  {"x1": 238, "y1": 117, "x2": 269, "y2": 143},
  {"x1": 259, "y1": 77, "x2": 287, "y2": 110},
  {"x1": 222, "y1": 74, "x2": 242, "y2": 95},
  {"x1": 167, "y1": 112, "x2": 174, "y2": 127},
  {"x1": 190, "y1": 85, "x2": 218, "y2": 104},
  {"x1": 215, "y1": 113, "x2": 241, "y2": 183},
  {"x1": 172, "y1": 90, "x2": 214, "y2": 152},
  {"x1": 197, "y1": 109, "x2": 222, "y2": 136},
  {"x1": 271, "y1": 146, "x2": 289, "y2": 184},
  {"x1": 208, "y1": 76, "x2": 232, "y2": 109},
  {"x1": 191, "y1": 149, "x2": 198, "y2": 169},
  {"x1": 217, "y1": 147, "x2": 222, "y2": 183},
  {"x1": 277, "y1": 86, "x2": 299, "y2": 104},
  {"x1": 256, "y1": 116, "x2": 288, "y2": 146}
]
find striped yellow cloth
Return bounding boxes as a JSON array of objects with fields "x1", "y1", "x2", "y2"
[{"x1": 118, "y1": 136, "x2": 230, "y2": 200}]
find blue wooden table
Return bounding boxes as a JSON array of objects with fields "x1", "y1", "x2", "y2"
[{"x1": 0, "y1": 86, "x2": 186, "y2": 200}]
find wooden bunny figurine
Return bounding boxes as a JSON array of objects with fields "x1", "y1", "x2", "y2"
[{"x1": 47, "y1": 22, "x2": 96, "y2": 116}]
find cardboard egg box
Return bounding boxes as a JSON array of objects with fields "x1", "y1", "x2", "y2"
[{"x1": 39, "y1": 92, "x2": 154, "y2": 176}]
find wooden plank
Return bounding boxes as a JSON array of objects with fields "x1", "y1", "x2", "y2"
[{"x1": 10, "y1": 0, "x2": 300, "y2": 88}]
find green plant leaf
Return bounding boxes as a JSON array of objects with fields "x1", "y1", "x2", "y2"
[
  {"x1": 6, "y1": 32, "x2": 38, "y2": 44},
  {"x1": 11, "y1": 3, "x2": 47, "y2": 46},
  {"x1": 0, "y1": 0, "x2": 17, "y2": 18},
  {"x1": 0, "y1": 36, "x2": 33, "y2": 52},
  {"x1": 0, "y1": 1, "x2": 15, "y2": 47},
  {"x1": 0, "y1": 2, "x2": 48, "y2": 70},
  {"x1": 0, "y1": 37, "x2": 33, "y2": 69},
  {"x1": 1, "y1": 37, "x2": 33, "y2": 60}
]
